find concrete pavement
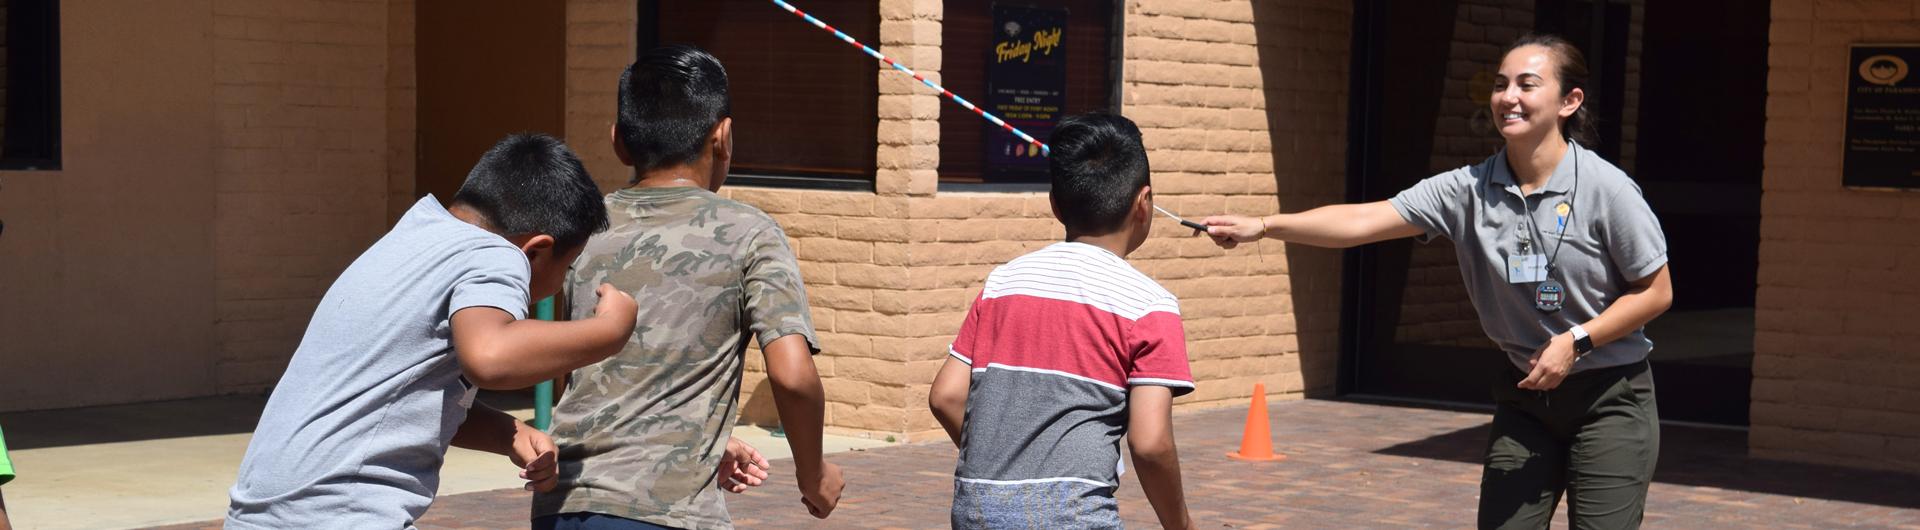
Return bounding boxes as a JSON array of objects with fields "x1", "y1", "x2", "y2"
[
  {"x1": 0, "y1": 392, "x2": 889, "y2": 530},
  {"x1": 171, "y1": 399, "x2": 1920, "y2": 529}
]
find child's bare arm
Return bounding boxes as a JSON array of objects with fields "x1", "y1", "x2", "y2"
[
  {"x1": 928, "y1": 357, "x2": 970, "y2": 447},
  {"x1": 762, "y1": 334, "x2": 844, "y2": 518},
  {"x1": 451, "y1": 403, "x2": 559, "y2": 492},
  {"x1": 1128, "y1": 386, "x2": 1195, "y2": 530},
  {"x1": 451, "y1": 283, "x2": 637, "y2": 389}
]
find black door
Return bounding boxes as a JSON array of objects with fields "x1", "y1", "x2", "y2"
[{"x1": 1343, "y1": 0, "x2": 1767, "y2": 425}]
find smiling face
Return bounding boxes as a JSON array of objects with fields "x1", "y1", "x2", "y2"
[{"x1": 1490, "y1": 44, "x2": 1583, "y2": 144}]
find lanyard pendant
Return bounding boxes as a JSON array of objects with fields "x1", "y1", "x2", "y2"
[{"x1": 1535, "y1": 278, "x2": 1565, "y2": 313}]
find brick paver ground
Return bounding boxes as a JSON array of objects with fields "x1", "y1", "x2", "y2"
[{"x1": 159, "y1": 399, "x2": 1920, "y2": 529}]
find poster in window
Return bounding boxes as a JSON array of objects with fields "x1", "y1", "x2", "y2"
[
  {"x1": 985, "y1": 4, "x2": 1067, "y2": 181},
  {"x1": 1844, "y1": 45, "x2": 1920, "y2": 190}
]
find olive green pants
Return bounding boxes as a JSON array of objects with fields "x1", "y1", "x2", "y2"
[{"x1": 1479, "y1": 360, "x2": 1659, "y2": 530}]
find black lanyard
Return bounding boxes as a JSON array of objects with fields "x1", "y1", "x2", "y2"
[{"x1": 1516, "y1": 145, "x2": 1579, "y2": 276}]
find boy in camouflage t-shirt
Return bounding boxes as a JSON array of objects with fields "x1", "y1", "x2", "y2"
[{"x1": 534, "y1": 45, "x2": 844, "y2": 530}]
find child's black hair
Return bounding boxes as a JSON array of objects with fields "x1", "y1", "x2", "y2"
[
  {"x1": 616, "y1": 44, "x2": 731, "y2": 173},
  {"x1": 452, "y1": 133, "x2": 609, "y2": 250},
  {"x1": 1048, "y1": 113, "x2": 1152, "y2": 236}
]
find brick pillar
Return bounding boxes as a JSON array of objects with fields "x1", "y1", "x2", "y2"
[
  {"x1": 564, "y1": 0, "x2": 637, "y2": 192},
  {"x1": 1750, "y1": 0, "x2": 1920, "y2": 474}
]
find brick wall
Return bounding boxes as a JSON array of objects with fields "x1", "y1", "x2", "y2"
[
  {"x1": 1618, "y1": 1, "x2": 1643, "y2": 176},
  {"x1": 693, "y1": 0, "x2": 1350, "y2": 439},
  {"x1": 1751, "y1": 0, "x2": 1920, "y2": 474},
  {"x1": 564, "y1": 0, "x2": 634, "y2": 191},
  {"x1": 1130, "y1": 0, "x2": 1353, "y2": 401},
  {"x1": 387, "y1": 0, "x2": 415, "y2": 222},
  {"x1": 210, "y1": 0, "x2": 396, "y2": 391}
]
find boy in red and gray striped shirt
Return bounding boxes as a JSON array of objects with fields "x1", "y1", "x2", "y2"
[{"x1": 929, "y1": 113, "x2": 1196, "y2": 530}]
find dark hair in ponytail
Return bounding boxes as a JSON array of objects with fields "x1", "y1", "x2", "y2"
[{"x1": 1503, "y1": 34, "x2": 1597, "y2": 147}]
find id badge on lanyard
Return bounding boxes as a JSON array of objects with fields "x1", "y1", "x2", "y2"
[{"x1": 1507, "y1": 241, "x2": 1548, "y2": 284}]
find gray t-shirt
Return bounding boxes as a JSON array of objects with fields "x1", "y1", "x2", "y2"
[
  {"x1": 227, "y1": 196, "x2": 531, "y2": 529},
  {"x1": 1389, "y1": 142, "x2": 1667, "y2": 372}
]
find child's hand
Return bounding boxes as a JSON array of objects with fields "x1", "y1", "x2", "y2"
[
  {"x1": 510, "y1": 424, "x2": 559, "y2": 492},
  {"x1": 798, "y1": 461, "x2": 845, "y2": 518},
  {"x1": 718, "y1": 436, "x2": 771, "y2": 493},
  {"x1": 592, "y1": 283, "x2": 639, "y2": 323}
]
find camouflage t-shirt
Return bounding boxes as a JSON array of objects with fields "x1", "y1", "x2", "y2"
[{"x1": 534, "y1": 186, "x2": 818, "y2": 529}]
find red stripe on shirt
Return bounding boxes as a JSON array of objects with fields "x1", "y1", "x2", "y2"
[{"x1": 956, "y1": 294, "x2": 1184, "y2": 389}]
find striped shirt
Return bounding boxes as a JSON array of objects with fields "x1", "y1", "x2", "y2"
[{"x1": 949, "y1": 242, "x2": 1193, "y2": 496}]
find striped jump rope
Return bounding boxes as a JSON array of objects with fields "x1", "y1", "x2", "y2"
[{"x1": 768, "y1": 0, "x2": 1048, "y2": 156}]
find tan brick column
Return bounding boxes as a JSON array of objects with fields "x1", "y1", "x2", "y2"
[
  {"x1": 1750, "y1": 0, "x2": 1920, "y2": 474},
  {"x1": 564, "y1": 0, "x2": 637, "y2": 192}
]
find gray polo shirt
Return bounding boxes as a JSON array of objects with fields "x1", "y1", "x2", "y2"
[{"x1": 1389, "y1": 142, "x2": 1667, "y2": 373}]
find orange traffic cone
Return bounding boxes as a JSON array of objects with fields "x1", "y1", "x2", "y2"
[{"x1": 1227, "y1": 382, "x2": 1286, "y2": 461}]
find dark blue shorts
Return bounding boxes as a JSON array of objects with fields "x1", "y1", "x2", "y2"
[{"x1": 533, "y1": 512, "x2": 682, "y2": 530}]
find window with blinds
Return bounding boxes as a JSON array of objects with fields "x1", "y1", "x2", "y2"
[{"x1": 645, "y1": 1, "x2": 879, "y2": 187}]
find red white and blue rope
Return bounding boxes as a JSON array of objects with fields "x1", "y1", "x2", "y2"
[{"x1": 769, "y1": 0, "x2": 1049, "y2": 155}]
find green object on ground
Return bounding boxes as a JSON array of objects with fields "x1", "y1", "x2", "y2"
[{"x1": 0, "y1": 424, "x2": 14, "y2": 486}]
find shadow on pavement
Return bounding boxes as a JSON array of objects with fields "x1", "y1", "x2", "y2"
[
  {"x1": 0, "y1": 390, "x2": 535, "y2": 450},
  {"x1": 1371, "y1": 405, "x2": 1920, "y2": 510}
]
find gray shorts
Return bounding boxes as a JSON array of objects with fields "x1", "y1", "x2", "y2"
[{"x1": 951, "y1": 479, "x2": 1122, "y2": 530}]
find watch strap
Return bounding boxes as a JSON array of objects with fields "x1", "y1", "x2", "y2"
[{"x1": 1569, "y1": 324, "x2": 1594, "y2": 355}]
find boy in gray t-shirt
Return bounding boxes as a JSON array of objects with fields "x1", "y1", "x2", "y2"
[{"x1": 227, "y1": 134, "x2": 639, "y2": 529}]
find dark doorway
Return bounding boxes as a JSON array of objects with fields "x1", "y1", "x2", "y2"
[
  {"x1": 1343, "y1": 0, "x2": 1767, "y2": 425},
  {"x1": 416, "y1": 0, "x2": 567, "y2": 202}
]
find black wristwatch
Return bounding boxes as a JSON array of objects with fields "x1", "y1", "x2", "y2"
[{"x1": 1570, "y1": 324, "x2": 1594, "y2": 357}]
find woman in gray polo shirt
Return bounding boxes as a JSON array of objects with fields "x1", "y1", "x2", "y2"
[{"x1": 1201, "y1": 34, "x2": 1672, "y2": 529}]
